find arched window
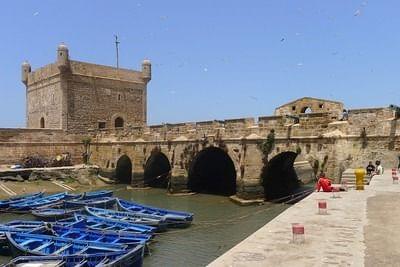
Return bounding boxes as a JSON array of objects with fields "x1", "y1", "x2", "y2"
[
  {"x1": 115, "y1": 117, "x2": 124, "y2": 128},
  {"x1": 301, "y1": 107, "x2": 312, "y2": 114},
  {"x1": 40, "y1": 117, "x2": 45, "y2": 128}
]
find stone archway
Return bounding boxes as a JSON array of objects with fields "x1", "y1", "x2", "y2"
[
  {"x1": 144, "y1": 151, "x2": 171, "y2": 188},
  {"x1": 188, "y1": 146, "x2": 237, "y2": 196},
  {"x1": 262, "y1": 151, "x2": 300, "y2": 200},
  {"x1": 115, "y1": 155, "x2": 132, "y2": 184}
]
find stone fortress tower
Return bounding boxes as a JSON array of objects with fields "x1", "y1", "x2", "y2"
[{"x1": 21, "y1": 43, "x2": 151, "y2": 133}]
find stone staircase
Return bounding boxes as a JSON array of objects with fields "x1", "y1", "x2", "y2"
[{"x1": 340, "y1": 168, "x2": 370, "y2": 185}]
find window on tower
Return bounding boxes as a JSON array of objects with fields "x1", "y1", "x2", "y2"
[{"x1": 115, "y1": 117, "x2": 124, "y2": 128}]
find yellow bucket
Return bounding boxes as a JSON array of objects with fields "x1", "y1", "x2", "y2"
[{"x1": 355, "y1": 168, "x2": 365, "y2": 190}]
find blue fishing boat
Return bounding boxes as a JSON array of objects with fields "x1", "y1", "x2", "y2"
[
  {"x1": 85, "y1": 207, "x2": 168, "y2": 231},
  {"x1": 0, "y1": 224, "x2": 45, "y2": 253},
  {"x1": 81, "y1": 190, "x2": 113, "y2": 200},
  {"x1": 41, "y1": 224, "x2": 150, "y2": 247},
  {"x1": 3, "y1": 247, "x2": 144, "y2": 267},
  {"x1": 4, "y1": 220, "x2": 45, "y2": 230},
  {"x1": 31, "y1": 207, "x2": 82, "y2": 221},
  {"x1": 5, "y1": 232, "x2": 132, "y2": 257},
  {"x1": 9, "y1": 192, "x2": 77, "y2": 212},
  {"x1": 117, "y1": 198, "x2": 194, "y2": 228},
  {"x1": 69, "y1": 214, "x2": 156, "y2": 235},
  {"x1": 63, "y1": 197, "x2": 117, "y2": 209},
  {"x1": 0, "y1": 192, "x2": 44, "y2": 210}
]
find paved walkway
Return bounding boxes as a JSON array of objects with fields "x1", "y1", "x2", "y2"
[{"x1": 209, "y1": 171, "x2": 399, "y2": 267}]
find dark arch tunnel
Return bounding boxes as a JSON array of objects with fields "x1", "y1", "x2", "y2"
[
  {"x1": 188, "y1": 147, "x2": 237, "y2": 196},
  {"x1": 115, "y1": 155, "x2": 132, "y2": 184},
  {"x1": 262, "y1": 151, "x2": 301, "y2": 201},
  {"x1": 144, "y1": 152, "x2": 171, "y2": 188}
]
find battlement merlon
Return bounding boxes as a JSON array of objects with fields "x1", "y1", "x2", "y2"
[{"x1": 21, "y1": 43, "x2": 151, "y2": 87}]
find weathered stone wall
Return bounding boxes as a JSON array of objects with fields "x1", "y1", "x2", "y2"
[
  {"x1": 1, "y1": 96, "x2": 399, "y2": 199},
  {"x1": 65, "y1": 75, "x2": 146, "y2": 132},
  {"x1": 275, "y1": 97, "x2": 343, "y2": 117},
  {"x1": 23, "y1": 46, "x2": 150, "y2": 133},
  {"x1": 0, "y1": 129, "x2": 83, "y2": 165},
  {"x1": 26, "y1": 66, "x2": 62, "y2": 129}
]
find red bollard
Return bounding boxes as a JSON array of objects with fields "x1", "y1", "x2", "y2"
[
  {"x1": 317, "y1": 200, "x2": 328, "y2": 215},
  {"x1": 292, "y1": 223, "x2": 305, "y2": 244}
]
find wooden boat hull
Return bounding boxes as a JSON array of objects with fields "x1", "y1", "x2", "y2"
[
  {"x1": 82, "y1": 190, "x2": 113, "y2": 200},
  {"x1": 71, "y1": 214, "x2": 156, "y2": 235},
  {"x1": 31, "y1": 208, "x2": 82, "y2": 221},
  {"x1": 117, "y1": 199, "x2": 193, "y2": 228},
  {"x1": 85, "y1": 207, "x2": 168, "y2": 232},
  {"x1": 64, "y1": 197, "x2": 117, "y2": 209},
  {"x1": 9, "y1": 192, "x2": 77, "y2": 212},
  {"x1": 3, "y1": 247, "x2": 144, "y2": 267},
  {"x1": 6, "y1": 232, "x2": 130, "y2": 258},
  {"x1": 0, "y1": 192, "x2": 44, "y2": 210}
]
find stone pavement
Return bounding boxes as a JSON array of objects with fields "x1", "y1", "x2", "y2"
[{"x1": 209, "y1": 171, "x2": 400, "y2": 267}]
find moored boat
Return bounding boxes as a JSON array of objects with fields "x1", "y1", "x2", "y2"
[
  {"x1": 0, "y1": 224, "x2": 45, "y2": 254},
  {"x1": 5, "y1": 232, "x2": 130, "y2": 257},
  {"x1": 41, "y1": 224, "x2": 151, "y2": 246},
  {"x1": 117, "y1": 198, "x2": 194, "y2": 228},
  {"x1": 0, "y1": 192, "x2": 44, "y2": 210},
  {"x1": 31, "y1": 207, "x2": 82, "y2": 221},
  {"x1": 70, "y1": 214, "x2": 156, "y2": 235},
  {"x1": 9, "y1": 192, "x2": 77, "y2": 212},
  {"x1": 63, "y1": 197, "x2": 117, "y2": 209},
  {"x1": 85, "y1": 207, "x2": 168, "y2": 231},
  {"x1": 81, "y1": 190, "x2": 113, "y2": 200},
  {"x1": 3, "y1": 247, "x2": 144, "y2": 267}
]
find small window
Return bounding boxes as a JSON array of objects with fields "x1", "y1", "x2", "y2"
[
  {"x1": 40, "y1": 117, "x2": 45, "y2": 128},
  {"x1": 115, "y1": 117, "x2": 124, "y2": 128},
  {"x1": 292, "y1": 106, "x2": 296, "y2": 111},
  {"x1": 319, "y1": 103, "x2": 324, "y2": 109},
  {"x1": 118, "y1": 94, "x2": 122, "y2": 101},
  {"x1": 301, "y1": 107, "x2": 312, "y2": 114},
  {"x1": 98, "y1": 122, "x2": 106, "y2": 129}
]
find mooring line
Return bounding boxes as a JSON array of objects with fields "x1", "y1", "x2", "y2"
[
  {"x1": 0, "y1": 183, "x2": 17, "y2": 196},
  {"x1": 51, "y1": 181, "x2": 75, "y2": 191}
]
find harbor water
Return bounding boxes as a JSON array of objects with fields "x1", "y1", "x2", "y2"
[{"x1": 0, "y1": 187, "x2": 289, "y2": 266}]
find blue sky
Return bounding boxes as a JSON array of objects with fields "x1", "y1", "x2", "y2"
[{"x1": 0, "y1": 0, "x2": 399, "y2": 127}]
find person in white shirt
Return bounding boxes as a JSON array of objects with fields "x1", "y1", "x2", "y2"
[{"x1": 375, "y1": 160, "x2": 384, "y2": 175}]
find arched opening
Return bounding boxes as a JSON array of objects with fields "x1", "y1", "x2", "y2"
[
  {"x1": 115, "y1": 117, "x2": 124, "y2": 128},
  {"x1": 40, "y1": 117, "x2": 45, "y2": 128},
  {"x1": 144, "y1": 151, "x2": 171, "y2": 188},
  {"x1": 115, "y1": 155, "x2": 132, "y2": 184},
  {"x1": 301, "y1": 107, "x2": 312, "y2": 114},
  {"x1": 188, "y1": 147, "x2": 236, "y2": 196},
  {"x1": 262, "y1": 151, "x2": 301, "y2": 201}
]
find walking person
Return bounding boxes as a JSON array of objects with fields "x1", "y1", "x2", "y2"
[
  {"x1": 366, "y1": 161, "x2": 375, "y2": 176},
  {"x1": 375, "y1": 160, "x2": 384, "y2": 175}
]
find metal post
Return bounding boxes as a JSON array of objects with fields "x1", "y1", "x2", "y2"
[{"x1": 114, "y1": 35, "x2": 120, "y2": 68}]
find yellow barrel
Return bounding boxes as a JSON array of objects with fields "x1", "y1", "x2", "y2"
[{"x1": 355, "y1": 168, "x2": 365, "y2": 190}]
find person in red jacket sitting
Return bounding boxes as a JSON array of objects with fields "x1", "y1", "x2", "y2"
[{"x1": 316, "y1": 173, "x2": 334, "y2": 192}]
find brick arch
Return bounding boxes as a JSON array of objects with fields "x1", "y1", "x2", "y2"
[
  {"x1": 143, "y1": 148, "x2": 171, "y2": 188},
  {"x1": 115, "y1": 154, "x2": 133, "y2": 184}
]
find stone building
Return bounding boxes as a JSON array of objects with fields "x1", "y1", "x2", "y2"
[
  {"x1": 0, "y1": 45, "x2": 398, "y2": 200},
  {"x1": 274, "y1": 97, "x2": 344, "y2": 118},
  {"x1": 22, "y1": 44, "x2": 151, "y2": 133}
]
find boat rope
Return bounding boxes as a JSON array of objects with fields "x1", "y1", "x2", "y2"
[
  {"x1": 0, "y1": 182, "x2": 17, "y2": 196},
  {"x1": 267, "y1": 188, "x2": 314, "y2": 204},
  {"x1": 51, "y1": 181, "x2": 76, "y2": 191}
]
